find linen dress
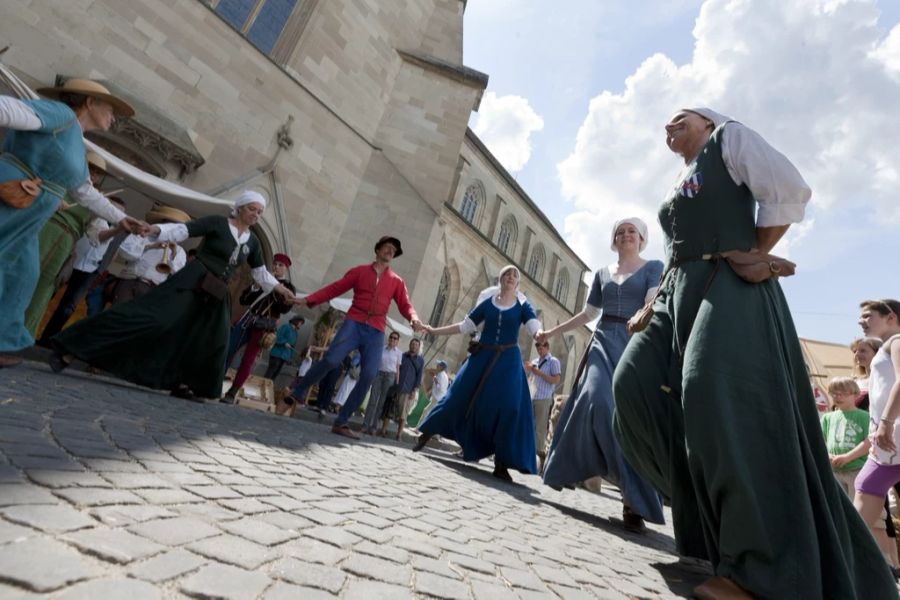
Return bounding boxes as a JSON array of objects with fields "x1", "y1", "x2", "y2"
[
  {"x1": 0, "y1": 99, "x2": 111, "y2": 351},
  {"x1": 418, "y1": 297, "x2": 539, "y2": 474},
  {"x1": 54, "y1": 215, "x2": 270, "y2": 398},
  {"x1": 612, "y1": 124, "x2": 896, "y2": 598},
  {"x1": 543, "y1": 262, "x2": 665, "y2": 525}
]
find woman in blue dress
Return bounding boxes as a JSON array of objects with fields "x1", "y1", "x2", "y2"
[
  {"x1": 539, "y1": 218, "x2": 664, "y2": 532},
  {"x1": 414, "y1": 265, "x2": 543, "y2": 482},
  {"x1": 0, "y1": 79, "x2": 142, "y2": 368}
]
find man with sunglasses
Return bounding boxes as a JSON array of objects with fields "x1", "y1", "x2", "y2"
[
  {"x1": 287, "y1": 236, "x2": 422, "y2": 438},
  {"x1": 526, "y1": 340, "x2": 561, "y2": 468}
]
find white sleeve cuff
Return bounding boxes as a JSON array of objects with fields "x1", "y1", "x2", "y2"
[
  {"x1": 756, "y1": 202, "x2": 807, "y2": 227},
  {"x1": 0, "y1": 97, "x2": 41, "y2": 130},
  {"x1": 251, "y1": 266, "x2": 279, "y2": 293},
  {"x1": 70, "y1": 182, "x2": 126, "y2": 224},
  {"x1": 583, "y1": 304, "x2": 601, "y2": 321},
  {"x1": 525, "y1": 318, "x2": 542, "y2": 337},
  {"x1": 155, "y1": 223, "x2": 189, "y2": 243},
  {"x1": 458, "y1": 317, "x2": 477, "y2": 335}
]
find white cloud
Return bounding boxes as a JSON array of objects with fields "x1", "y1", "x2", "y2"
[
  {"x1": 558, "y1": 0, "x2": 900, "y2": 272},
  {"x1": 473, "y1": 92, "x2": 544, "y2": 173}
]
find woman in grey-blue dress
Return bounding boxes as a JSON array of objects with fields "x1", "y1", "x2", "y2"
[{"x1": 539, "y1": 218, "x2": 664, "y2": 532}]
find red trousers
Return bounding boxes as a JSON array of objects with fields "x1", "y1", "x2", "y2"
[{"x1": 232, "y1": 328, "x2": 263, "y2": 390}]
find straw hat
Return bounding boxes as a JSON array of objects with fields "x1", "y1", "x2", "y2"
[
  {"x1": 37, "y1": 78, "x2": 135, "y2": 117},
  {"x1": 145, "y1": 206, "x2": 191, "y2": 224},
  {"x1": 86, "y1": 151, "x2": 107, "y2": 172}
]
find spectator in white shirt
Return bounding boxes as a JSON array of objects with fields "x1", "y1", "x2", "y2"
[{"x1": 361, "y1": 332, "x2": 403, "y2": 434}]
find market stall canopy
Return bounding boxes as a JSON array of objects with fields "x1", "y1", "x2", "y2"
[{"x1": 327, "y1": 296, "x2": 414, "y2": 338}]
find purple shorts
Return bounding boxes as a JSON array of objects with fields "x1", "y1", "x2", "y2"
[{"x1": 855, "y1": 458, "x2": 900, "y2": 497}]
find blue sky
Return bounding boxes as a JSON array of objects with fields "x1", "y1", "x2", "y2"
[{"x1": 463, "y1": 0, "x2": 900, "y2": 344}]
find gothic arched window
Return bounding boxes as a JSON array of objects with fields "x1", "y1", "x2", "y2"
[
  {"x1": 554, "y1": 269, "x2": 570, "y2": 303},
  {"x1": 527, "y1": 244, "x2": 545, "y2": 281},
  {"x1": 497, "y1": 215, "x2": 518, "y2": 256},
  {"x1": 428, "y1": 267, "x2": 451, "y2": 327},
  {"x1": 459, "y1": 183, "x2": 482, "y2": 224}
]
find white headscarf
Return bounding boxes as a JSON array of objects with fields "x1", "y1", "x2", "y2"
[
  {"x1": 234, "y1": 190, "x2": 267, "y2": 211},
  {"x1": 684, "y1": 107, "x2": 732, "y2": 129},
  {"x1": 475, "y1": 264, "x2": 527, "y2": 307},
  {"x1": 610, "y1": 217, "x2": 649, "y2": 252}
]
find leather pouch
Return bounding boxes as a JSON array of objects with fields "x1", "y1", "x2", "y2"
[
  {"x1": 196, "y1": 270, "x2": 228, "y2": 300},
  {"x1": 725, "y1": 251, "x2": 796, "y2": 284},
  {"x1": 0, "y1": 177, "x2": 41, "y2": 209}
]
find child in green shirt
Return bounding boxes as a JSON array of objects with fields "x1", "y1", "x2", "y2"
[{"x1": 821, "y1": 377, "x2": 869, "y2": 495}]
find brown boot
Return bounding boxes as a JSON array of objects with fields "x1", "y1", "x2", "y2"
[
  {"x1": 0, "y1": 354, "x2": 23, "y2": 369},
  {"x1": 693, "y1": 577, "x2": 753, "y2": 600}
]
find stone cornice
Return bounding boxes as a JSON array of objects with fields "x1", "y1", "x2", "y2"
[
  {"x1": 396, "y1": 49, "x2": 488, "y2": 90},
  {"x1": 111, "y1": 119, "x2": 205, "y2": 176}
]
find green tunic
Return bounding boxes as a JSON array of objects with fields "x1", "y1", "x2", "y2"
[
  {"x1": 54, "y1": 215, "x2": 264, "y2": 398},
  {"x1": 23, "y1": 202, "x2": 92, "y2": 336},
  {"x1": 612, "y1": 125, "x2": 896, "y2": 598}
]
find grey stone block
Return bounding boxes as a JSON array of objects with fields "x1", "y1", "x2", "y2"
[
  {"x1": 127, "y1": 548, "x2": 207, "y2": 582},
  {"x1": 470, "y1": 580, "x2": 518, "y2": 600},
  {"x1": 0, "y1": 483, "x2": 58, "y2": 506},
  {"x1": 414, "y1": 571, "x2": 470, "y2": 600},
  {"x1": 135, "y1": 488, "x2": 203, "y2": 505},
  {"x1": 217, "y1": 497, "x2": 272, "y2": 514},
  {"x1": 305, "y1": 525, "x2": 362, "y2": 548},
  {"x1": 0, "y1": 520, "x2": 34, "y2": 544},
  {"x1": 64, "y1": 526, "x2": 165, "y2": 563},
  {"x1": 263, "y1": 581, "x2": 335, "y2": 600},
  {"x1": 355, "y1": 540, "x2": 409, "y2": 564},
  {"x1": 184, "y1": 485, "x2": 242, "y2": 500},
  {"x1": 53, "y1": 487, "x2": 143, "y2": 507},
  {"x1": 187, "y1": 534, "x2": 274, "y2": 569},
  {"x1": 532, "y1": 563, "x2": 579, "y2": 587},
  {"x1": 342, "y1": 553, "x2": 412, "y2": 586},
  {"x1": 394, "y1": 537, "x2": 442, "y2": 558},
  {"x1": 281, "y1": 539, "x2": 349, "y2": 566},
  {"x1": 179, "y1": 563, "x2": 271, "y2": 600},
  {"x1": 0, "y1": 537, "x2": 100, "y2": 592},
  {"x1": 271, "y1": 557, "x2": 346, "y2": 593},
  {"x1": 54, "y1": 577, "x2": 162, "y2": 600},
  {"x1": 256, "y1": 511, "x2": 314, "y2": 531},
  {"x1": 128, "y1": 516, "x2": 220, "y2": 546},
  {"x1": 410, "y1": 556, "x2": 460, "y2": 580},
  {"x1": 25, "y1": 470, "x2": 110, "y2": 488},
  {"x1": 89, "y1": 505, "x2": 175, "y2": 527},
  {"x1": 1, "y1": 504, "x2": 95, "y2": 533},
  {"x1": 342, "y1": 579, "x2": 414, "y2": 600},
  {"x1": 220, "y1": 517, "x2": 298, "y2": 546},
  {"x1": 499, "y1": 566, "x2": 549, "y2": 591}
]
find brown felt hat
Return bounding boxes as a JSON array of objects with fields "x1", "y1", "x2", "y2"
[
  {"x1": 37, "y1": 78, "x2": 135, "y2": 117},
  {"x1": 145, "y1": 206, "x2": 191, "y2": 224}
]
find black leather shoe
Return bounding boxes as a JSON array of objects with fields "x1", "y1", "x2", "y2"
[
  {"x1": 48, "y1": 351, "x2": 70, "y2": 373},
  {"x1": 622, "y1": 506, "x2": 647, "y2": 533},
  {"x1": 170, "y1": 385, "x2": 199, "y2": 402},
  {"x1": 412, "y1": 434, "x2": 432, "y2": 452}
]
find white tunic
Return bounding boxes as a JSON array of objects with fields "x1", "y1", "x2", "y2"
[{"x1": 868, "y1": 334, "x2": 900, "y2": 465}]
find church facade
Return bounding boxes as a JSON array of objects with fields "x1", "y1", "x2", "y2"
[{"x1": 1, "y1": 0, "x2": 591, "y2": 388}]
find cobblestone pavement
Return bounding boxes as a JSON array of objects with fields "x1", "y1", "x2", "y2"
[{"x1": 0, "y1": 361, "x2": 711, "y2": 599}]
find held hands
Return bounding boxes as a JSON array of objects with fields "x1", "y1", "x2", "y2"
[
  {"x1": 410, "y1": 318, "x2": 425, "y2": 333},
  {"x1": 534, "y1": 330, "x2": 548, "y2": 344},
  {"x1": 119, "y1": 216, "x2": 150, "y2": 235},
  {"x1": 292, "y1": 297, "x2": 308, "y2": 307},
  {"x1": 275, "y1": 286, "x2": 295, "y2": 303},
  {"x1": 829, "y1": 454, "x2": 851, "y2": 468}
]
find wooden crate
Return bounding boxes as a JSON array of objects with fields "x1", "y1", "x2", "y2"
[{"x1": 223, "y1": 369, "x2": 275, "y2": 412}]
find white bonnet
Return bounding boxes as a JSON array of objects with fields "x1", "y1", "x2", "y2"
[
  {"x1": 610, "y1": 217, "x2": 649, "y2": 252},
  {"x1": 234, "y1": 190, "x2": 267, "y2": 211}
]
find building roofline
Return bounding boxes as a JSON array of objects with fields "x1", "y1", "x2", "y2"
[{"x1": 464, "y1": 128, "x2": 589, "y2": 272}]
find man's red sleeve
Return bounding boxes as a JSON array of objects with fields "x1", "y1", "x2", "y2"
[
  {"x1": 305, "y1": 267, "x2": 359, "y2": 308},
  {"x1": 393, "y1": 278, "x2": 418, "y2": 323}
]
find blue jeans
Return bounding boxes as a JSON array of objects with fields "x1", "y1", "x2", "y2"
[
  {"x1": 85, "y1": 283, "x2": 105, "y2": 317},
  {"x1": 290, "y1": 319, "x2": 384, "y2": 427}
]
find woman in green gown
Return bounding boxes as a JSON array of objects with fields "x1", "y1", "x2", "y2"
[
  {"x1": 51, "y1": 191, "x2": 297, "y2": 400},
  {"x1": 612, "y1": 108, "x2": 896, "y2": 599}
]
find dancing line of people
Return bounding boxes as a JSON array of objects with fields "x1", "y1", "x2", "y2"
[{"x1": 2, "y1": 77, "x2": 898, "y2": 598}]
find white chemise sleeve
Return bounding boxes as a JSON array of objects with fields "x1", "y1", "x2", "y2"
[
  {"x1": 720, "y1": 122, "x2": 811, "y2": 227},
  {"x1": 457, "y1": 317, "x2": 478, "y2": 335},
  {"x1": 0, "y1": 97, "x2": 41, "y2": 130},
  {"x1": 154, "y1": 223, "x2": 190, "y2": 243},
  {"x1": 251, "y1": 266, "x2": 279, "y2": 294},
  {"x1": 69, "y1": 183, "x2": 126, "y2": 224},
  {"x1": 524, "y1": 318, "x2": 542, "y2": 337},
  {"x1": 583, "y1": 304, "x2": 601, "y2": 321}
]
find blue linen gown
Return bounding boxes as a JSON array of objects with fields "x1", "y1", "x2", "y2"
[
  {"x1": 0, "y1": 99, "x2": 88, "y2": 351},
  {"x1": 419, "y1": 297, "x2": 538, "y2": 474},
  {"x1": 542, "y1": 262, "x2": 665, "y2": 524}
]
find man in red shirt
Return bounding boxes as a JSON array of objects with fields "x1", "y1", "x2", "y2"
[{"x1": 288, "y1": 236, "x2": 423, "y2": 438}]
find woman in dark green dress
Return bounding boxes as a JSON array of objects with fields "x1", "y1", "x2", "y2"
[
  {"x1": 612, "y1": 108, "x2": 896, "y2": 599},
  {"x1": 51, "y1": 191, "x2": 297, "y2": 400}
]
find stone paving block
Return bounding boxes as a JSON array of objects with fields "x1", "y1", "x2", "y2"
[
  {"x1": 0, "y1": 537, "x2": 100, "y2": 592},
  {"x1": 0, "y1": 520, "x2": 34, "y2": 544},
  {"x1": 256, "y1": 510, "x2": 314, "y2": 531},
  {"x1": 189, "y1": 463, "x2": 233, "y2": 474},
  {"x1": 0, "y1": 581, "x2": 39, "y2": 598},
  {"x1": 159, "y1": 471, "x2": 216, "y2": 486},
  {"x1": 218, "y1": 497, "x2": 273, "y2": 514},
  {"x1": 1, "y1": 504, "x2": 95, "y2": 533},
  {"x1": 410, "y1": 556, "x2": 460, "y2": 580},
  {"x1": 394, "y1": 536, "x2": 442, "y2": 559},
  {"x1": 54, "y1": 577, "x2": 162, "y2": 600},
  {"x1": 353, "y1": 540, "x2": 408, "y2": 564},
  {"x1": 258, "y1": 495, "x2": 307, "y2": 512},
  {"x1": 188, "y1": 534, "x2": 274, "y2": 569},
  {"x1": 532, "y1": 563, "x2": 579, "y2": 587},
  {"x1": 10, "y1": 456, "x2": 83, "y2": 471},
  {"x1": 500, "y1": 566, "x2": 550, "y2": 592},
  {"x1": 179, "y1": 563, "x2": 271, "y2": 600},
  {"x1": 53, "y1": 487, "x2": 143, "y2": 507},
  {"x1": 64, "y1": 526, "x2": 165, "y2": 564},
  {"x1": 0, "y1": 483, "x2": 59, "y2": 506},
  {"x1": 592, "y1": 587, "x2": 630, "y2": 600},
  {"x1": 89, "y1": 505, "x2": 175, "y2": 526},
  {"x1": 342, "y1": 552, "x2": 412, "y2": 586},
  {"x1": 549, "y1": 584, "x2": 595, "y2": 600},
  {"x1": 137, "y1": 460, "x2": 192, "y2": 473},
  {"x1": 517, "y1": 589, "x2": 560, "y2": 600},
  {"x1": 184, "y1": 484, "x2": 242, "y2": 500},
  {"x1": 82, "y1": 459, "x2": 147, "y2": 473},
  {"x1": 346, "y1": 522, "x2": 392, "y2": 544},
  {"x1": 481, "y1": 550, "x2": 527, "y2": 570},
  {"x1": 300, "y1": 507, "x2": 348, "y2": 526},
  {"x1": 305, "y1": 525, "x2": 362, "y2": 548},
  {"x1": 135, "y1": 488, "x2": 203, "y2": 504},
  {"x1": 414, "y1": 571, "x2": 470, "y2": 599},
  {"x1": 99, "y1": 472, "x2": 173, "y2": 489},
  {"x1": 128, "y1": 516, "x2": 220, "y2": 546},
  {"x1": 171, "y1": 502, "x2": 241, "y2": 523},
  {"x1": 609, "y1": 577, "x2": 657, "y2": 599},
  {"x1": 231, "y1": 484, "x2": 276, "y2": 497},
  {"x1": 271, "y1": 557, "x2": 346, "y2": 593},
  {"x1": 127, "y1": 548, "x2": 207, "y2": 582},
  {"x1": 209, "y1": 473, "x2": 256, "y2": 486},
  {"x1": 221, "y1": 517, "x2": 298, "y2": 545},
  {"x1": 347, "y1": 510, "x2": 393, "y2": 529},
  {"x1": 0, "y1": 466, "x2": 22, "y2": 483},
  {"x1": 281, "y1": 538, "x2": 349, "y2": 566},
  {"x1": 263, "y1": 581, "x2": 334, "y2": 600},
  {"x1": 343, "y1": 579, "x2": 414, "y2": 600},
  {"x1": 25, "y1": 469, "x2": 109, "y2": 488},
  {"x1": 447, "y1": 552, "x2": 495, "y2": 575}
]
